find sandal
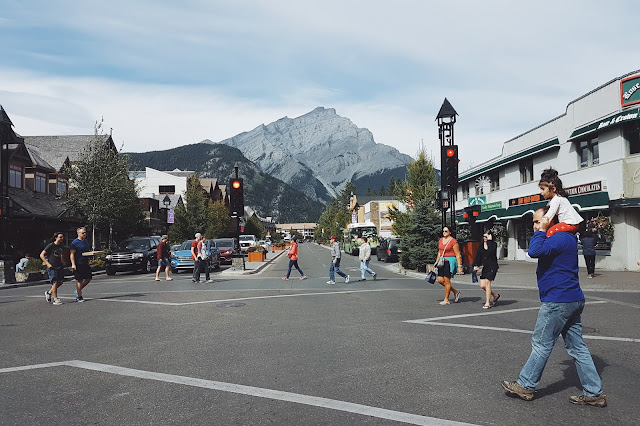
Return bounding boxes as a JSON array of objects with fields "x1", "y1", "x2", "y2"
[
  {"x1": 482, "y1": 304, "x2": 491, "y2": 309},
  {"x1": 439, "y1": 300, "x2": 451, "y2": 305},
  {"x1": 493, "y1": 294, "x2": 501, "y2": 306},
  {"x1": 454, "y1": 291, "x2": 461, "y2": 303}
]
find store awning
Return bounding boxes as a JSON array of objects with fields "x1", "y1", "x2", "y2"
[
  {"x1": 459, "y1": 138, "x2": 559, "y2": 182},
  {"x1": 568, "y1": 107, "x2": 640, "y2": 141},
  {"x1": 569, "y1": 191, "x2": 610, "y2": 211}
]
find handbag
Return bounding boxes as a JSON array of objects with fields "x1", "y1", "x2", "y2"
[
  {"x1": 425, "y1": 270, "x2": 437, "y2": 284},
  {"x1": 436, "y1": 238, "x2": 452, "y2": 268},
  {"x1": 471, "y1": 269, "x2": 478, "y2": 283}
]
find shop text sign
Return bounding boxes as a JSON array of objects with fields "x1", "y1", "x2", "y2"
[
  {"x1": 481, "y1": 201, "x2": 503, "y2": 211},
  {"x1": 621, "y1": 74, "x2": 640, "y2": 107},
  {"x1": 564, "y1": 181, "x2": 602, "y2": 196},
  {"x1": 509, "y1": 194, "x2": 542, "y2": 206}
]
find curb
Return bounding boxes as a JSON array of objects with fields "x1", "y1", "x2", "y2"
[
  {"x1": 1, "y1": 269, "x2": 107, "y2": 290},
  {"x1": 219, "y1": 250, "x2": 287, "y2": 276}
]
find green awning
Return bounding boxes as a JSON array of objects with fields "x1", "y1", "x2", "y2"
[
  {"x1": 459, "y1": 138, "x2": 560, "y2": 181},
  {"x1": 568, "y1": 107, "x2": 640, "y2": 141},
  {"x1": 610, "y1": 197, "x2": 640, "y2": 208}
]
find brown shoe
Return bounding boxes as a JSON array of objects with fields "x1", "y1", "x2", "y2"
[
  {"x1": 373, "y1": 274, "x2": 377, "y2": 280},
  {"x1": 569, "y1": 394, "x2": 607, "y2": 407},
  {"x1": 502, "y1": 380, "x2": 534, "y2": 401}
]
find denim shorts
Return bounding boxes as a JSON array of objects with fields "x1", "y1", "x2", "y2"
[
  {"x1": 47, "y1": 266, "x2": 65, "y2": 284},
  {"x1": 158, "y1": 257, "x2": 170, "y2": 267}
]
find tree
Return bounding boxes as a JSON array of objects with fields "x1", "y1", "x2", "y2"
[
  {"x1": 64, "y1": 119, "x2": 145, "y2": 247},
  {"x1": 315, "y1": 183, "x2": 356, "y2": 241},
  {"x1": 205, "y1": 200, "x2": 231, "y2": 239},
  {"x1": 244, "y1": 215, "x2": 266, "y2": 239}
]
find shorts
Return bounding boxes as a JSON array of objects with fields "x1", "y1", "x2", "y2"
[
  {"x1": 480, "y1": 268, "x2": 498, "y2": 281},
  {"x1": 437, "y1": 260, "x2": 452, "y2": 278},
  {"x1": 73, "y1": 263, "x2": 93, "y2": 281},
  {"x1": 47, "y1": 266, "x2": 66, "y2": 284},
  {"x1": 158, "y1": 257, "x2": 170, "y2": 267}
]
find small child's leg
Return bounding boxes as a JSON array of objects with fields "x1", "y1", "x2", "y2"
[{"x1": 546, "y1": 222, "x2": 579, "y2": 237}]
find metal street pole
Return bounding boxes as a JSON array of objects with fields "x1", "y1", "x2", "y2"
[{"x1": 436, "y1": 98, "x2": 459, "y2": 237}]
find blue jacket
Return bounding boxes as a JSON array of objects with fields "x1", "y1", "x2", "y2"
[
  {"x1": 528, "y1": 231, "x2": 584, "y2": 303},
  {"x1": 581, "y1": 236, "x2": 597, "y2": 256}
]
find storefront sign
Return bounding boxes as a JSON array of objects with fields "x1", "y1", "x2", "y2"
[
  {"x1": 468, "y1": 196, "x2": 486, "y2": 205},
  {"x1": 564, "y1": 181, "x2": 603, "y2": 196},
  {"x1": 481, "y1": 201, "x2": 503, "y2": 211},
  {"x1": 352, "y1": 213, "x2": 358, "y2": 224},
  {"x1": 509, "y1": 194, "x2": 542, "y2": 206},
  {"x1": 569, "y1": 106, "x2": 640, "y2": 140},
  {"x1": 621, "y1": 74, "x2": 640, "y2": 107}
]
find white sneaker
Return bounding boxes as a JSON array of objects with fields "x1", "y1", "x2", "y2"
[
  {"x1": 345, "y1": 275, "x2": 350, "y2": 284},
  {"x1": 45, "y1": 291, "x2": 52, "y2": 303},
  {"x1": 327, "y1": 280, "x2": 335, "y2": 285},
  {"x1": 53, "y1": 298, "x2": 63, "y2": 305}
]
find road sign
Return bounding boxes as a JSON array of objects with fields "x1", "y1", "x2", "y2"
[{"x1": 468, "y1": 196, "x2": 486, "y2": 206}]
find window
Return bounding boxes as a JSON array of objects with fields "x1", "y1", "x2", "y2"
[
  {"x1": 35, "y1": 172, "x2": 47, "y2": 193},
  {"x1": 159, "y1": 185, "x2": 175, "y2": 194},
  {"x1": 519, "y1": 159, "x2": 533, "y2": 183},
  {"x1": 461, "y1": 182, "x2": 469, "y2": 199},
  {"x1": 57, "y1": 180, "x2": 67, "y2": 195},
  {"x1": 623, "y1": 121, "x2": 640, "y2": 155},
  {"x1": 9, "y1": 165, "x2": 22, "y2": 188},
  {"x1": 489, "y1": 171, "x2": 500, "y2": 191},
  {"x1": 578, "y1": 137, "x2": 599, "y2": 168}
]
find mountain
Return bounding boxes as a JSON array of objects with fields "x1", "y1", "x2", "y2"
[
  {"x1": 215, "y1": 107, "x2": 413, "y2": 202},
  {"x1": 126, "y1": 143, "x2": 324, "y2": 223}
]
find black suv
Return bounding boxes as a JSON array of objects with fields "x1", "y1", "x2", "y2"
[
  {"x1": 105, "y1": 236, "x2": 160, "y2": 275},
  {"x1": 377, "y1": 238, "x2": 401, "y2": 263}
]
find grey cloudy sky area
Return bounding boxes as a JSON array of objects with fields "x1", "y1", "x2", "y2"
[{"x1": 1, "y1": 0, "x2": 639, "y2": 171}]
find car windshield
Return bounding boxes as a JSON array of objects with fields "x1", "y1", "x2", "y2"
[
  {"x1": 389, "y1": 239, "x2": 400, "y2": 248},
  {"x1": 215, "y1": 240, "x2": 234, "y2": 247},
  {"x1": 180, "y1": 240, "x2": 195, "y2": 250},
  {"x1": 118, "y1": 239, "x2": 149, "y2": 250},
  {"x1": 239, "y1": 236, "x2": 254, "y2": 241}
]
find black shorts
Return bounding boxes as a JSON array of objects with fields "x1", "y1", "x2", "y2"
[
  {"x1": 74, "y1": 264, "x2": 93, "y2": 281},
  {"x1": 437, "y1": 260, "x2": 451, "y2": 278},
  {"x1": 480, "y1": 268, "x2": 497, "y2": 281}
]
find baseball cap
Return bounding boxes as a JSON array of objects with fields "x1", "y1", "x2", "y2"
[
  {"x1": 161, "y1": 235, "x2": 168, "y2": 240},
  {"x1": 195, "y1": 232, "x2": 202, "y2": 238},
  {"x1": 330, "y1": 235, "x2": 336, "y2": 240}
]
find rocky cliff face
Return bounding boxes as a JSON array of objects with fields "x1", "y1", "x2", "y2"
[{"x1": 215, "y1": 107, "x2": 413, "y2": 202}]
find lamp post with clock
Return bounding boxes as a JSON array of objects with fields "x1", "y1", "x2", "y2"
[{"x1": 436, "y1": 98, "x2": 459, "y2": 236}]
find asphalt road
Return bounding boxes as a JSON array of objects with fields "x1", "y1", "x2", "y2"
[{"x1": 1, "y1": 242, "x2": 639, "y2": 425}]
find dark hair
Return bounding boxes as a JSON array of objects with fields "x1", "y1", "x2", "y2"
[
  {"x1": 51, "y1": 232, "x2": 64, "y2": 242},
  {"x1": 539, "y1": 167, "x2": 568, "y2": 197},
  {"x1": 361, "y1": 236, "x2": 368, "y2": 243},
  {"x1": 484, "y1": 230, "x2": 494, "y2": 238}
]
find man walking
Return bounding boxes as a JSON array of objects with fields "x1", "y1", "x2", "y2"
[
  {"x1": 283, "y1": 235, "x2": 306, "y2": 280},
  {"x1": 155, "y1": 235, "x2": 172, "y2": 281},
  {"x1": 327, "y1": 235, "x2": 349, "y2": 285},
  {"x1": 70, "y1": 227, "x2": 92, "y2": 302},
  {"x1": 358, "y1": 237, "x2": 377, "y2": 281},
  {"x1": 191, "y1": 233, "x2": 202, "y2": 282},
  {"x1": 502, "y1": 207, "x2": 606, "y2": 407}
]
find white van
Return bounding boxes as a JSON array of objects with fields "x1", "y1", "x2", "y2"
[{"x1": 239, "y1": 235, "x2": 257, "y2": 253}]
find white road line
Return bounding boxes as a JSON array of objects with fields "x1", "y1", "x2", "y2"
[
  {"x1": 0, "y1": 362, "x2": 68, "y2": 373},
  {"x1": 405, "y1": 300, "x2": 608, "y2": 323},
  {"x1": 407, "y1": 321, "x2": 640, "y2": 343},
  {"x1": 0, "y1": 360, "x2": 476, "y2": 426}
]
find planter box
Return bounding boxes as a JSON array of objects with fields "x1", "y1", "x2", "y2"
[
  {"x1": 15, "y1": 271, "x2": 47, "y2": 283},
  {"x1": 274, "y1": 246, "x2": 285, "y2": 251},
  {"x1": 247, "y1": 252, "x2": 266, "y2": 262}
]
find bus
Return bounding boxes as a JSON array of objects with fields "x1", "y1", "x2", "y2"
[{"x1": 343, "y1": 223, "x2": 379, "y2": 256}]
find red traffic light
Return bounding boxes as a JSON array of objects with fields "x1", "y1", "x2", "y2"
[
  {"x1": 446, "y1": 148, "x2": 456, "y2": 157},
  {"x1": 232, "y1": 180, "x2": 241, "y2": 189}
]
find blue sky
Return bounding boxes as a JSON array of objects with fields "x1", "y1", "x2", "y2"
[{"x1": 1, "y1": 0, "x2": 639, "y2": 171}]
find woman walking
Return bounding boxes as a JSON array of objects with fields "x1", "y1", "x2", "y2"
[
  {"x1": 283, "y1": 236, "x2": 306, "y2": 280},
  {"x1": 41, "y1": 232, "x2": 66, "y2": 306},
  {"x1": 434, "y1": 227, "x2": 462, "y2": 305},
  {"x1": 473, "y1": 230, "x2": 500, "y2": 309},
  {"x1": 581, "y1": 230, "x2": 597, "y2": 278}
]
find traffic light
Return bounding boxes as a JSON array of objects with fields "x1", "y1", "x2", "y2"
[
  {"x1": 442, "y1": 145, "x2": 459, "y2": 187},
  {"x1": 435, "y1": 189, "x2": 450, "y2": 210},
  {"x1": 229, "y1": 178, "x2": 244, "y2": 216}
]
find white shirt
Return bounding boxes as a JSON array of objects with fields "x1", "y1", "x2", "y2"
[{"x1": 545, "y1": 195, "x2": 583, "y2": 225}]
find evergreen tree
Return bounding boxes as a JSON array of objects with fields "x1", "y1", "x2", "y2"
[
  {"x1": 244, "y1": 215, "x2": 266, "y2": 239},
  {"x1": 64, "y1": 119, "x2": 145, "y2": 247},
  {"x1": 205, "y1": 200, "x2": 231, "y2": 239},
  {"x1": 315, "y1": 183, "x2": 355, "y2": 241}
]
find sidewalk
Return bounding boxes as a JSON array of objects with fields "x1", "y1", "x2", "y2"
[{"x1": 219, "y1": 248, "x2": 287, "y2": 276}]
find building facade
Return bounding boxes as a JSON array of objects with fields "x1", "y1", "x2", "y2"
[{"x1": 455, "y1": 70, "x2": 640, "y2": 271}]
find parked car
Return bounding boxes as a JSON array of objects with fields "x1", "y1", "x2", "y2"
[
  {"x1": 170, "y1": 244, "x2": 181, "y2": 252},
  {"x1": 377, "y1": 238, "x2": 401, "y2": 263},
  {"x1": 212, "y1": 238, "x2": 237, "y2": 264},
  {"x1": 105, "y1": 236, "x2": 160, "y2": 275},
  {"x1": 239, "y1": 234, "x2": 257, "y2": 253},
  {"x1": 170, "y1": 240, "x2": 220, "y2": 273},
  {"x1": 256, "y1": 239, "x2": 270, "y2": 251}
]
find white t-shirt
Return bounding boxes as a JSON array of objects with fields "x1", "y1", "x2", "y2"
[{"x1": 544, "y1": 195, "x2": 583, "y2": 225}]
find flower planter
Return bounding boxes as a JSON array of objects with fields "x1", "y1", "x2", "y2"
[
  {"x1": 274, "y1": 246, "x2": 285, "y2": 251},
  {"x1": 247, "y1": 252, "x2": 266, "y2": 262}
]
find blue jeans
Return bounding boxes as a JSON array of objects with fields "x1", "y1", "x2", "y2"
[
  {"x1": 329, "y1": 257, "x2": 347, "y2": 281},
  {"x1": 360, "y1": 260, "x2": 375, "y2": 279},
  {"x1": 286, "y1": 259, "x2": 304, "y2": 277},
  {"x1": 518, "y1": 301, "x2": 603, "y2": 396}
]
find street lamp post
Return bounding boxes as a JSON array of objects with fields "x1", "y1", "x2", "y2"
[
  {"x1": 162, "y1": 195, "x2": 171, "y2": 234},
  {"x1": 0, "y1": 106, "x2": 16, "y2": 284},
  {"x1": 436, "y1": 98, "x2": 459, "y2": 237}
]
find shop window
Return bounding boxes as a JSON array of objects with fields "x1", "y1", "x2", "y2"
[
  {"x1": 35, "y1": 172, "x2": 47, "y2": 193},
  {"x1": 489, "y1": 171, "x2": 500, "y2": 191},
  {"x1": 9, "y1": 165, "x2": 23, "y2": 188},
  {"x1": 578, "y1": 137, "x2": 599, "y2": 168},
  {"x1": 159, "y1": 185, "x2": 175, "y2": 194},
  {"x1": 519, "y1": 159, "x2": 533, "y2": 183},
  {"x1": 516, "y1": 221, "x2": 534, "y2": 250},
  {"x1": 461, "y1": 182, "x2": 469, "y2": 199},
  {"x1": 623, "y1": 121, "x2": 640, "y2": 155}
]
